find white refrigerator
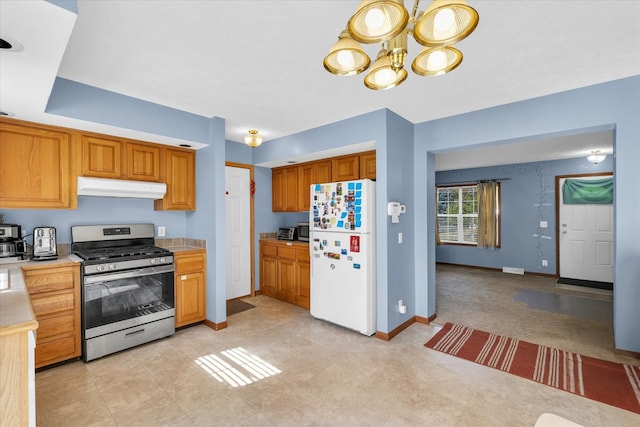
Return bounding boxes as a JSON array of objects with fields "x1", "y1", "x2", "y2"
[{"x1": 309, "y1": 179, "x2": 376, "y2": 336}]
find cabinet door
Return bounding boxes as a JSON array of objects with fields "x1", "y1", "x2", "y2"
[
  {"x1": 175, "y1": 271, "x2": 206, "y2": 327},
  {"x1": 0, "y1": 121, "x2": 74, "y2": 209},
  {"x1": 295, "y1": 248, "x2": 311, "y2": 309},
  {"x1": 261, "y1": 257, "x2": 278, "y2": 298},
  {"x1": 272, "y1": 166, "x2": 298, "y2": 212},
  {"x1": 277, "y1": 258, "x2": 296, "y2": 302},
  {"x1": 155, "y1": 148, "x2": 195, "y2": 210},
  {"x1": 283, "y1": 166, "x2": 299, "y2": 211},
  {"x1": 332, "y1": 155, "x2": 360, "y2": 182},
  {"x1": 359, "y1": 151, "x2": 376, "y2": 180},
  {"x1": 271, "y1": 168, "x2": 285, "y2": 212},
  {"x1": 82, "y1": 135, "x2": 125, "y2": 178},
  {"x1": 127, "y1": 142, "x2": 160, "y2": 182},
  {"x1": 298, "y1": 160, "x2": 331, "y2": 212},
  {"x1": 297, "y1": 163, "x2": 313, "y2": 212}
]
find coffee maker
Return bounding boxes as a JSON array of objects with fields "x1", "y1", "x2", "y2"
[{"x1": 0, "y1": 224, "x2": 28, "y2": 263}]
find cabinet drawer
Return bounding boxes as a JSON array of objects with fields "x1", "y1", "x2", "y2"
[
  {"x1": 277, "y1": 246, "x2": 296, "y2": 260},
  {"x1": 35, "y1": 335, "x2": 77, "y2": 368},
  {"x1": 295, "y1": 247, "x2": 310, "y2": 262},
  {"x1": 175, "y1": 253, "x2": 205, "y2": 274},
  {"x1": 262, "y1": 244, "x2": 277, "y2": 258},
  {"x1": 31, "y1": 292, "x2": 74, "y2": 316},
  {"x1": 37, "y1": 313, "x2": 75, "y2": 340},
  {"x1": 24, "y1": 268, "x2": 75, "y2": 294}
]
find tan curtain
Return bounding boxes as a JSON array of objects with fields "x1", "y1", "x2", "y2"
[{"x1": 477, "y1": 181, "x2": 498, "y2": 249}]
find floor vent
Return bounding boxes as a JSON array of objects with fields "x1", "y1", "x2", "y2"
[{"x1": 502, "y1": 266, "x2": 525, "y2": 275}]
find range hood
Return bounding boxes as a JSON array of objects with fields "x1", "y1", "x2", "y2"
[{"x1": 77, "y1": 177, "x2": 167, "y2": 199}]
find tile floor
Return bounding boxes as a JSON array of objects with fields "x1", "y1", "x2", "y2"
[{"x1": 35, "y1": 265, "x2": 639, "y2": 426}]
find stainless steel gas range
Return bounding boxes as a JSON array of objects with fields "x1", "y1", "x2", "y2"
[{"x1": 71, "y1": 223, "x2": 175, "y2": 361}]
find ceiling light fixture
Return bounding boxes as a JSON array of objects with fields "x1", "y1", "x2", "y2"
[
  {"x1": 244, "y1": 129, "x2": 263, "y2": 148},
  {"x1": 587, "y1": 150, "x2": 606, "y2": 164},
  {"x1": 324, "y1": 0, "x2": 479, "y2": 90}
]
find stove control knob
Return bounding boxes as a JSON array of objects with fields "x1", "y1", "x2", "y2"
[
  {"x1": 160, "y1": 257, "x2": 166, "y2": 264},
  {"x1": 109, "y1": 264, "x2": 116, "y2": 270},
  {"x1": 96, "y1": 265, "x2": 104, "y2": 272},
  {"x1": 150, "y1": 258, "x2": 156, "y2": 265}
]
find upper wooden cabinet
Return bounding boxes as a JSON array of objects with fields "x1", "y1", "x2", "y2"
[
  {"x1": 82, "y1": 135, "x2": 160, "y2": 182},
  {"x1": 0, "y1": 119, "x2": 78, "y2": 209},
  {"x1": 298, "y1": 160, "x2": 331, "y2": 212},
  {"x1": 154, "y1": 147, "x2": 196, "y2": 211},
  {"x1": 82, "y1": 135, "x2": 125, "y2": 179},
  {"x1": 359, "y1": 150, "x2": 377, "y2": 180},
  {"x1": 272, "y1": 152, "x2": 375, "y2": 212},
  {"x1": 331, "y1": 154, "x2": 360, "y2": 182},
  {"x1": 127, "y1": 142, "x2": 160, "y2": 182},
  {"x1": 272, "y1": 165, "x2": 298, "y2": 212}
]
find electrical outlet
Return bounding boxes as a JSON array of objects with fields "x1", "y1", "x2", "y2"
[
  {"x1": 541, "y1": 259, "x2": 548, "y2": 267},
  {"x1": 539, "y1": 221, "x2": 548, "y2": 228},
  {"x1": 158, "y1": 226, "x2": 166, "y2": 237}
]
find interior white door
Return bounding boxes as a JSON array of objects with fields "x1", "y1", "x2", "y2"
[
  {"x1": 225, "y1": 166, "x2": 251, "y2": 300},
  {"x1": 559, "y1": 176, "x2": 614, "y2": 283}
]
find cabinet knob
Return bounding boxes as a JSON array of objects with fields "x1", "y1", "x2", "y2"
[{"x1": 181, "y1": 275, "x2": 188, "y2": 280}]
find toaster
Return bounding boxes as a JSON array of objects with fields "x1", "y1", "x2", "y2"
[
  {"x1": 277, "y1": 226, "x2": 298, "y2": 241},
  {"x1": 32, "y1": 226, "x2": 58, "y2": 261}
]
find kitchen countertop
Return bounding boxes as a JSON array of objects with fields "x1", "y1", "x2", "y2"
[{"x1": 259, "y1": 238, "x2": 309, "y2": 246}]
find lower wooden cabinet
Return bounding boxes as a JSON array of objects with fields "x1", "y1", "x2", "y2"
[
  {"x1": 260, "y1": 240, "x2": 310, "y2": 309},
  {"x1": 174, "y1": 250, "x2": 207, "y2": 327},
  {"x1": 22, "y1": 264, "x2": 81, "y2": 368}
]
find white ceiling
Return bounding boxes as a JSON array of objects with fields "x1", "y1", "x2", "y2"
[{"x1": 1, "y1": 1, "x2": 639, "y2": 170}]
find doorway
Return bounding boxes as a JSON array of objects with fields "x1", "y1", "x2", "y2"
[
  {"x1": 225, "y1": 163, "x2": 254, "y2": 300},
  {"x1": 556, "y1": 173, "x2": 614, "y2": 287}
]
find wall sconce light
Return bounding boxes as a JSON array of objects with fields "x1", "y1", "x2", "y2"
[{"x1": 587, "y1": 150, "x2": 606, "y2": 164}]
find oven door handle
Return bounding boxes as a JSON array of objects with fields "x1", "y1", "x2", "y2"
[{"x1": 84, "y1": 264, "x2": 175, "y2": 284}]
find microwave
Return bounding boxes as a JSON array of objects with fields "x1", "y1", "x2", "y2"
[{"x1": 297, "y1": 222, "x2": 309, "y2": 242}]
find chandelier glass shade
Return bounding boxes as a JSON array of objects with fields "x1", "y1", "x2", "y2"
[
  {"x1": 323, "y1": 29, "x2": 371, "y2": 76},
  {"x1": 244, "y1": 129, "x2": 263, "y2": 148},
  {"x1": 324, "y1": 0, "x2": 479, "y2": 90}
]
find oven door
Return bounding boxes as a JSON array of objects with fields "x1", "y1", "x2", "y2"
[{"x1": 83, "y1": 264, "x2": 174, "y2": 339}]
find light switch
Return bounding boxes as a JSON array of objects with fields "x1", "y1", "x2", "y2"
[
  {"x1": 539, "y1": 221, "x2": 548, "y2": 228},
  {"x1": 398, "y1": 232, "x2": 403, "y2": 244}
]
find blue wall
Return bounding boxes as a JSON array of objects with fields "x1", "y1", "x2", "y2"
[
  {"x1": 436, "y1": 156, "x2": 613, "y2": 273},
  {"x1": 415, "y1": 75, "x2": 640, "y2": 352}
]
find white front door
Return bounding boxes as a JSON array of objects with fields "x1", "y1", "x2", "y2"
[
  {"x1": 225, "y1": 166, "x2": 251, "y2": 300},
  {"x1": 559, "y1": 176, "x2": 614, "y2": 283}
]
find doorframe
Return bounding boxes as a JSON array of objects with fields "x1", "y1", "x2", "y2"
[
  {"x1": 225, "y1": 161, "x2": 255, "y2": 297},
  {"x1": 554, "y1": 171, "x2": 614, "y2": 278}
]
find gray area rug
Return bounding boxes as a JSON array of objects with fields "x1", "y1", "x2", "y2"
[
  {"x1": 227, "y1": 299, "x2": 256, "y2": 316},
  {"x1": 513, "y1": 289, "x2": 612, "y2": 322}
]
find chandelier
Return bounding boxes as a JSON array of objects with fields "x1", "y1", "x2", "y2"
[{"x1": 323, "y1": 0, "x2": 479, "y2": 90}]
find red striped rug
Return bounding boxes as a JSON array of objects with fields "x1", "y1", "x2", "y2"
[{"x1": 425, "y1": 323, "x2": 640, "y2": 414}]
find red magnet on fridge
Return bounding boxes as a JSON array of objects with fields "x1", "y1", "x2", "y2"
[{"x1": 350, "y1": 235, "x2": 360, "y2": 252}]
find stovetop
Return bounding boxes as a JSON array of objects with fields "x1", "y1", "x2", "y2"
[{"x1": 74, "y1": 245, "x2": 171, "y2": 262}]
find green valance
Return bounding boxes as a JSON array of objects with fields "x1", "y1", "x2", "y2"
[{"x1": 562, "y1": 177, "x2": 613, "y2": 205}]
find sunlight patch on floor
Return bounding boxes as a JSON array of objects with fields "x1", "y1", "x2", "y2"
[{"x1": 195, "y1": 347, "x2": 281, "y2": 387}]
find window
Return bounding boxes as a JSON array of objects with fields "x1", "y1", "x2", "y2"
[{"x1": 437, "y1": 184, "x2": 500, "y2": 246}]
